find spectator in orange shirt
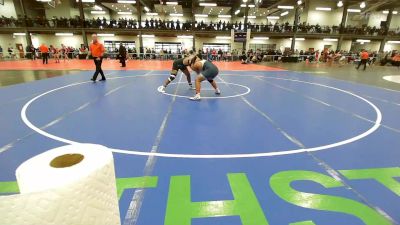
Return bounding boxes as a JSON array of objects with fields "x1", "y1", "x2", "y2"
[
  {"x1": 356, "y1": 49, "x2": 369, "y2": 71},
  {"x1": 39, "y1": 43, "x2": 49, "y2": 64},
  {"x1": 88, "y1": 34, "x2": 106, "y2": 82}
]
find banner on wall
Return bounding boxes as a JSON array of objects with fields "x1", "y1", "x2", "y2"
[{"x1": 234, "y1": 32, "x2": 247, "y2": 43}]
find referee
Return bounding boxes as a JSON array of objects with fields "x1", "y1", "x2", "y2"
[
  {"x1": 89, "y1": 34, "x2": 106, "y2": 82},
  {"x1": 39, "y1": 43, "x2": 49, "y2": 64},
  {"x1": 356, "y1": 49, "x2": 369, "y2": 71}
]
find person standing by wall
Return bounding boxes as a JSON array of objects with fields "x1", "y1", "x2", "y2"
[
  {"x1": 30, "y1": 45, "x2": 37, "y2": 60},
  {"x1": 25, "y1": 45, "x2": 31, "y2": 59},
  {"x1": 118, "y1": 43, "x2": 127, "y2": 67},
  {"x1": 88, "y1": 34, "x2": 106, "y2": 82},
  {"x1": 39, "y1": 43, "x2": 49, "y2": 64},
  {"x1": 218, "y1": 48, "x2": 223, "y2": 61},
  {"x1": 370, "y1": 51, "x2": 377, "y2": 66},
  {"x1": 61, "y1": 44, "x2": 69, "y2": 61},
  {"x1": 50, "y1": 45, "x2": 60, "y2": 63},
  {"x1": 8, "y1": 46, "x2": 16, "y2": 59}
]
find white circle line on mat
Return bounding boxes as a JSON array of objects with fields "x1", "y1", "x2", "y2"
[
  {"x1": 160, "y1": 81, "x2": 251, "y2": 99},
  {"x1": 383, "y1": 75, "x2": 400, "y2": 84},
  {"x1": 21, "y1": 74, "x2": 382, "y2": 159}
]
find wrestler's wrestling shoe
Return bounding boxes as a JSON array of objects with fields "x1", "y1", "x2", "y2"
[
  {"x1": 190, "y1": 94, "x2": 201, "y2": 101},
  {"x1": 158, "y1": 86, "x2": 166, "y2": 93}
]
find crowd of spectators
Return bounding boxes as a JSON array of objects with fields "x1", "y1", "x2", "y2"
[
  {"x1": 0, "y1": 43, "x2": 85, "y2": 60},
  {"x1": 0, "y1": 45, "x2": 17, "y2": 59},
  {"x1": 239, "y1": 48, "x2": 400, "y2": 67},
  {"x1": 2, "y1": 15, "x2": 400, "y2": 36},
  {"x1": 107, "y1": 47, "x2": 173, "y2": 60},
  {"x1": 1, "y1": 41, "x2": 399, "y2": 68},
  {"x1": 89, "y1": 46, "x2": 400, "y2": 67}
]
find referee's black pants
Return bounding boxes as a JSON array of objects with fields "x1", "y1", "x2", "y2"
[
  {"x1": 92, "y1": 57, "x2": 106, "y2": 81},
  {"x1": 119, "y1": 56, "x2": 126, "y2": 67},
  {"x1": 357, "y1": 59, "x2": 367, "y2": 70},
  {"x1": 42, "y1": 53, "x2": 48, "y2": 64}
]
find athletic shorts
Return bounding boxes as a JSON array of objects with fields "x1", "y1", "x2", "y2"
[
  {"x1": 202, "y1": 61, "x2": 219, "y2": 80},
  {"x1": 172, "y1": 59, "x2": 187, "y2": 72}
]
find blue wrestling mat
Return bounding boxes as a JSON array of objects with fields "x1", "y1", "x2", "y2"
[{"x1": 0, "y1": 70, "x2": 399, "y2": 225}]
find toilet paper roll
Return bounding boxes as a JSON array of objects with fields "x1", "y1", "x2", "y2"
[{"x1": 0, "y1": 144, "x2": 121, "y2": 225}]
